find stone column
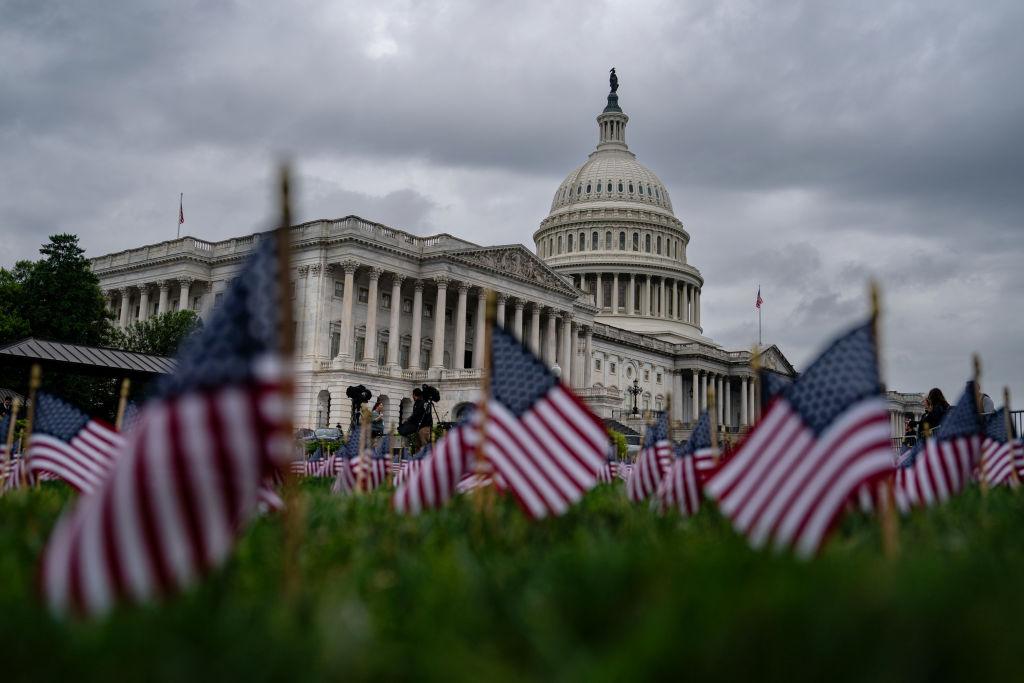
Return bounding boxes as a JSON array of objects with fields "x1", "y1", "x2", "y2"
[
  {"x1": 748, "y1": 379, "x2": 756, "y2": 424},
  {"x1": 583, "y1": 327, "x2": 593, "y2": 388},
  {"x1": 660, "y1": 278, "x2": 667, "y2": 319},
  {"x1": 691, "y1": 369, "x2": 699, "y2": 420},
  {"x1": 178, "y1": 278, "x2": 192, "y2": 312},
  {"x1": 453, "y1": 283, "x2": 468, "y2": 370},
  {"x1": 496, "y1": 294, "x2": 506, "y2": 329},
  {"x1": 310, "y1": 263, "x2": 329, "y2": 360},
  {"x1": 337, "y1": 261, "x2": 357, "y2": 360},
  {"x1": 118, "y1": 288, "x2": 131, "y2": 328},
  {"x1": 530, "y1": 305, "x2": 541, "y2": 355},
  {"x1": 513, "y1": 299, "x2": 524, "y2": 341},
  {"x1": 560, "y1": 314, "x2": 573, "y2": 383},
  {"x1": 157, "y1": 281, "x2": 170, "y2": 316},
  {"x1": 672, "y1": 371, "x2": 683, "y2": 422},
  {"x1": 386, "y1": 274, "x2": 404, "y2": 367},
  {"x1": 595, "y1": 273, "x2": 603, "y2": 310},
  {"x1": 673, "y1": 281, "x2": 680, "y2": 320},
  {"x1": 725, "y1": 379, "x2": 732, "y2": 429},
  {"x1": 640, "y1": 277, "x2": 649, "y2": 316},
  {"x1": 409, "y1": 280, "x2": 423, "y2": 369},
  {"x1": 695, "y1": 289, "x2": 701, "y2": 327},
  {"x1": 700, "y1": 371, "x2": 708, "y2": 411},
  {"x1": 545, "y1": 309, "x2": 557, "y2": 365},
  {"x1": 138, "y1": 286, "x2": 151, "y2": 323},
  {"x1": 740, "y1": 377, "x2": 748, "y2": 427},
  {"x1": 363, "y1": 267, "x2": 382, "y2": 364},
  {"x1": 627, "y1": 274, "x2": 635, "y2": 315},
  {"x1": 474, "y1": 289, "x2": 487, "y2": 368},
  {"x1": 717, "y1": 376, "x2": 724, "y2": 424},
  {"x1": 612, "y1": 273, "x2": 619, "y2": 313},
  {"x1": 430, "y1": 277, "x2": 449, "y2": 371}
]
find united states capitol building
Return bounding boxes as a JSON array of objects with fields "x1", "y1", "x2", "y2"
[{"x1": 89, "y1": 78, "x2": 923, "y2": 440}]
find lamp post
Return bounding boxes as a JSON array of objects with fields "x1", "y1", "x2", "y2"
[{"x1": 628, "y1": 379, "x2": 642, "y2": 417}]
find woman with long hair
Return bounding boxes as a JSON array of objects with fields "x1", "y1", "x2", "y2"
[{"x1": 919, "y1": 387, "x2": 950, "y2": 437}]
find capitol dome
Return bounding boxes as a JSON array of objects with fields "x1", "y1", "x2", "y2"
[{"x1": 535, "y1": 72, "x2": 709, "y2": 344}]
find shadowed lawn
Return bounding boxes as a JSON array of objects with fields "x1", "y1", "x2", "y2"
[{"x1": 2, "y1": 481, "x2": 1024, "y2": 681}]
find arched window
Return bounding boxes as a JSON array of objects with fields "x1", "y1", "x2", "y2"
[
  {"x1": 656, "y1": 236, "x2": 661, "y2": 254},
  {"x1": 655, "y1": 188, "x2": 661, "y2": 200},
  {"x1": 567, "y1": 233, "x2": 573, "y2": 252},
  {"x1": 557, "y1": 235, "x2": 563, "y2": 254},
  {"x1": 605, "y1": 231, "x2": 612, "y2": 249},
  {"x1": 579, "y1": 232, "x2": 585, "y2": 250},
  {"x1": 577, "y1": 185, "x2": 582, "y2": 195},
  {"x1": 619, "y1": 231, "x2": 625, "y2": 250},
  {"x1": 632, "y1": 233, "x2": 639, "y2": 251},
  {"x1": 628, "y1": 182, "x2": 634, "y2": 193},
  {"x1": 606, "y1": 182, "x2": 612, "y2": 192},
  {"x1": 595, "y1": 182, "x2": 601, "y2": 193},
  {"x1": 586, "y1": 183, "x2": 591, "y2": 193},
  {"x1": 645, "y1": 234, "x2": 651, "y2": 253},
  {"x1": 592, "y1": 231, "x2": 599, "y2": 249},
  {"x1": 647, "y1": 185, "x2": 653, "y2": 196},
  {"x1": 639, "y1": 185, "x2": 644, "y2": 195},
  {"x1": 618, "y1": 181, "x2": 623, "y2": 192}
]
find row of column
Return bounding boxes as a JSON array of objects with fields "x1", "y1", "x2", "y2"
[
  {"x1": 681, "y1": 369, "x2": 756, "y2": 428},
  {"x1": 321, "y1": 263, "x2": 594, "y2": 384},
  {"x1": 574, "y1": 272, "x2": 700, "y2": 326},
  {"x1": 108, "y1": 279, "x2": 199, "y2": 329}
]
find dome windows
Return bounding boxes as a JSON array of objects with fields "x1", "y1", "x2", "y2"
[
  {"x1": 605, "y1": 231, "x2": 612, "y2": 249},
  {"x1": 645, "y1": 234, "x2": 651, "y2": 253},
  {"x1": 579, "y1": 232, "x2": 585, "y2": 250},
  {"x1": 586, "y1": 183, "x2": 592, "y2": 193},
  {"x1": 567, "y1": 234, "x2": 574, "y2": 252},
  {"x1": 557, "y1": 235, "x2": 563, "y2": 253},
  {"x1": 618, "y1": 181, "x2": 623, "y2": 192},
  {"x1": 656, "y1": 236, "x2": 662, "y2": 254},
  {"x1": 619, "y1": 231, "x2": 625, "y2": 250},
  {"x1": 628, "y1": 183, "x2": 634, "y2": 193},
  {"x1": 632, "y1": 232, "x2": 639, "y2": 251},
  {"x1": 592, "y1": 231, "x2": 599, "y2": 249},
  {"x1": 606, "y1": 182, "x2": 612, "y2": 192}
]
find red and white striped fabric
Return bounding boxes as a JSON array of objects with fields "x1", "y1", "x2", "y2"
[
  {"x1": 290, "y1": 456, "x2": 340, "y2": 478},
  {"x1": 27, "y1": 422, "x2": 124, "y2": 495},
  {"x1": 894, "y1": 435, "x2": 983, "y2": 513},
  {"x1": 331, "y1": 457, "x2": 356, "y2": 494},
  {"x1": 393, "y1": 422, "x2": 478, "y2": 514},
  {"x1": 597, "y1": 461, "x2": 619, "y2": 484},
  {"x1": 256, "y1": 485, "x2": 285, "y2": 513},
  {"x1": 456, "y1": 469, "x2": 507, "y2": 494},
  {"x1": 655, "y1": 455, "x2": 702, "y2": 516},
  {"x1": 706, "y1": 397, "x2": 893, "y2": 558},
  {"x1": 626, "y1": 442, "x2": 673, "y2": 503},
  {"x1": 481, "y1": 391, "x2": 607, "y2": 519},
  {"x1": 1015, "y1": 440, "x2": 1024, "y2": 479},
  {"x1": 353, "y1": 457, "x2": 390, "y2": 491},
  {"x1": 393, "y1": 459, "x2": 418, "y2": 488},
  {"x1": 617, "y1": 462, "x2": 632, "y2": 482},
  {"x1": 980, "y1": 437, "x2": 1016, "y2": 488},
  {"x1": 39, "y1": 236, "x2": 290, "y2": 616}
]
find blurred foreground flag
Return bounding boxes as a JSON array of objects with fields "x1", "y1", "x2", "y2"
[
  {"x1": 41, "y1": 236, "x2": 291, "y2": 617},
  {"x1": 26, "y1": 392, "x2": 123, "y2": 494},
  {"x1": 894, "y1": 382, "x2": 984, "y2": 513},
  {"x1": 626, "y1": 411, "x2": 673, "y2": 503},
  {"x1": 392, "y1": 420, "x2": 478, "y2": 514},
  {"x1": 980, "y1": 408, "x2": 1017, "y2": 488},
  {"x1": 480, "y1": 324, "x2": 607, "y2": 519},
  {"x1": 705, "y1": 320, "x2": 893, "y2": 558},
  {"x1": 656, "y1": 410, "x2": 714, "y2": 516}
]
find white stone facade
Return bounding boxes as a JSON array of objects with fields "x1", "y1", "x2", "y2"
[{"x1": 90, "y1": 83, "x2": 798, "y2": 438}]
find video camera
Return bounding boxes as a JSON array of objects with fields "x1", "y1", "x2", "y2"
[
  {"x1": 420, "y1": 384, "x2": 441, "y2": 404},
  {"x1": 346, "y1": 384, "x2": 373, "y2": 422}
]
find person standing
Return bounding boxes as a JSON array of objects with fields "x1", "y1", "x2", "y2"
[{"x1": 919, "y1": 387, "x2": 950, "y2": 437}]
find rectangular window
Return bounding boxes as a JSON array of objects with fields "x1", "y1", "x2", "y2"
[
  {"x1": 402, "y1": 298, "x2": 413, "y2": 313},
  {"x1": 609, "y1": 362, "x2": 616, "y2": 373},
  {"x1": 595, "y1": 359, "x2": 602, "y2": 371},
  {"x1": 354, "y1": 337, "x2": 365, "y2": 360},
  {"x1": 644, "y1": 370, "x2": 650, "y2": 381},
  {"x1": 358, "y1": 287, "x2": 369, "y2": 304},
  {"x1": 424, "y1": 303, "x2": 434, "y2": 319},
  {"x1": 656, "y1": 373, "x2": 662, "y2": 384},
  {"x1": 381, "y1": 293, "x2": 391, "y2": 310},
  {"x1": 420, "y1": 349, "x2": 430, "y2": 368},
  {"x1": 334, "y1": 281, "x2": 344, "y2": 297},
  {"x1": 377, "y1": 341, "x2": 387, "y2": 366},
  {"x1": 445, "y1": 308, "x2": 453, "y2": 324},
  {"x1": 399, "y1": 345, "x2": 410, "y2": 367},
  {"x1": 214, "y1": 292, "x2": 224, "y2": 307},
  {"x1": 193, "y1": 296, "x2": 201, "y2": 311},
  {"x1": 330, "y1": 332, "x2": 340, "y2": 358}
]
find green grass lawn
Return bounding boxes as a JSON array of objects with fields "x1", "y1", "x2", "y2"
[{"x1": 2, "y1": 481, "x2": 1024, "y2": 682}]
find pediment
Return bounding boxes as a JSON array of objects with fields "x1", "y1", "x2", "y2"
[
  {"x1": 445, "y1": 245, "x2": 576, "y2": 295},
  {"x1": 758, "y1": 344, "x2": 796, "y2": 377}
]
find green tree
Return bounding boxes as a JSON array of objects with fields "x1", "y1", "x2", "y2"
[
  {"x1": 111, "y1": 310, "x2": 202, "y2": 357},
  {"x1": 0, "y1": 234, "x2": 114, "y2": 347}
]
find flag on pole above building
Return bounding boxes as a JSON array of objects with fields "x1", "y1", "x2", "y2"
[
  {"x1": 40, "y1": 233, "x2": 291, "y2": 617},
  {"x1": 755, "y1": 286, "x2": 763, "y2": 310}
]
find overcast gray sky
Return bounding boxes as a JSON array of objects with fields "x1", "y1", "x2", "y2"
[{"x1": 2, "y1": 0, "x2": 1022, "y2": 404}]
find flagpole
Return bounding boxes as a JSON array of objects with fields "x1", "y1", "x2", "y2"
[
  {"x1": 114, "y1": 378, "x2": 131, "y2": 431},
  {"x1": 1004, "y1": 387, "x2": 1020, "y2": 488},
  {"x1": 21, "y1": 364, "x2": 41, "y2": 488}
]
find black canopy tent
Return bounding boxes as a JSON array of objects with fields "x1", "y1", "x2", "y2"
[{"x1": 0, "y1": 337, "x2": 175, "y2": 380}]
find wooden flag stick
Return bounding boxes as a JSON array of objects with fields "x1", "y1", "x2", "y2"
[
  {"x1": 870, "y1": 281, "x2": 899, "y2": 556},
  {"x1": 114, "y1": 378, "x2": 131, "y2": 431},
  {"x1": 973, "y1": 354, "x2": 988, "y2": 497},
  {"x1": 21, "y1": 364, "x2": 42, "y2": 488},
  {"x1": 1004, "y1": 387, "x2": 1020, "y2": 488},
  {"x1": 2, "y1": 397, "x2": 20, "y2": 495}
]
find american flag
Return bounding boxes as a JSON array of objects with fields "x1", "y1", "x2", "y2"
[
  {"x1": 617, "y1": 462, "x2": 632, "y2": 482},
  {"x1": 760, "y1": 369, "x2": 792, "y2": 416},
  {"x1": 979, "y1": 408, "x2": 1017, "y2": 488},
  {"x1": 597, "y1": 459, "x2": 619, "y2": 485},
  {"x1": 290, "y1": 455, "x2": 341, "y2": 478},
  {"x1": 393, "y1": 418, "x2": 479, "y2": 514},
  {"x1": 25, "y1": 392, "x2": 123, "y2": 495},
  {"x1": 893, "y1": 382, "x2": 983, "y2": 513},
  {"x1": 626, "y1": 411, "x2": 673, "y2": 503},
  {"x1": 41, "y1": 234, "x2": 291, "y2": 616},
  {"x1": 656, "y1": 410, "x2": 715, "y2": 516},
  {"x1": 755, "y1": 286, "x2": 763, "y2": 310},
  {"x1": 705, "y1": 320, "x2": 894, "y2": 558},
  {"x1": 178, "y1": 193, "x2": 184, "y2": 227},
  {"x1": 478, "y1": 324, "x2": 608, "y2": 519}
]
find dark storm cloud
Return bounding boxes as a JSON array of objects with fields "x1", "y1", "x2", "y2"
[{"x1": 1, "y1": 0, "x2": 1021, "y2": 399}]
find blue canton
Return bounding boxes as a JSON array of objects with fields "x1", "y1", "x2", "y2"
[
  {"x1": 33, "y1": 392, "x2": 90, "y2": 441},
  {"x1": 935, "y1": 381, "x2": 983, "y2": 441},
  {"x1": 491, "y1": 323, "x2": 556, "y2": 417},
  {"x1": 985, "y1": 408, "x2": 1009, "y2": 443},
  {"x1": 643, "y1": 410, "x2": 669, "y2": 448},
  {"x1": 679, "y1": 410, "x2": 712, "y2": 457},
  {"x1": 760, "y1": 370, "x2": 792, "y2": 403},
  {"x1": 340, "y1": 422, "x2": 362, "y2": 460},
  {"x1": 783, "y1": 321, "x2": 881, "y2": 436},
  {"x1": 158, "y1": 234, "x2": 282, "y2": 396},
  {"x1": 410, "y1": 443, "x2": 432, "y2": 460},
  {"x1": 373, "y1": 433, "x2": 390, "y2": 459}
]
